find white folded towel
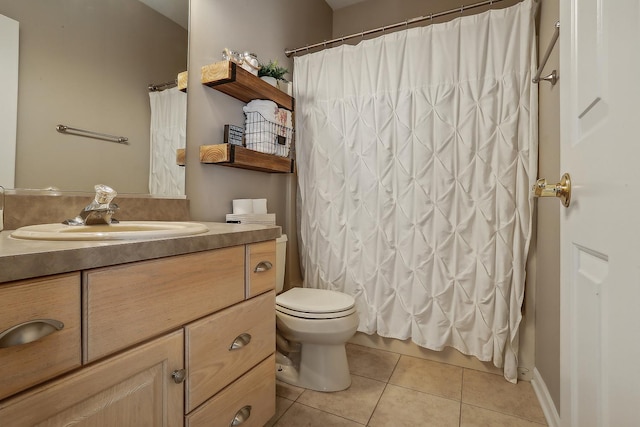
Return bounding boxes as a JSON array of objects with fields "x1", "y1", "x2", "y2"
[
  {"x1": 243, "y1": 100, "x2": 280, "y2": 154},
  {"x1": 243, "y1": 100, "x2": 278, "y2": 119}
]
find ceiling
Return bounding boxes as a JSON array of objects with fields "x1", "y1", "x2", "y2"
[
  {"x1": 140, "y1": 0, "x2": 369, "y2": 28},
  {"x1": 140, "y1": 0, "x2": 367, "y2": 28},
  {"x1": 138, "y1": 0, "x2": 188, "y2": 29},
  {"x1": 324, "y1": 0, "x2": 369, "y2": 10}
]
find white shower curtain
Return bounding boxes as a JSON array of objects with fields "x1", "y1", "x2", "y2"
[
  {"x1": 294, "y1": 0, "x2": 537, "y2": 382},
  {"x1": 149, "y1": 87, "x2": 186, "y2": 196}
]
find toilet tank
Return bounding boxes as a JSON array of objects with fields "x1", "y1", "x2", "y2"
[{"x1": 275, "y1": 234, "x2": 287, "y2": 293}]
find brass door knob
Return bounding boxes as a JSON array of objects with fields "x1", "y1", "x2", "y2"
[{"x1": 533, "y1": 173, "x2": 571, "y2": 207}]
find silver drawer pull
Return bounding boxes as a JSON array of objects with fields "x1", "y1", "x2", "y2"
[
  {"x1": 254, "y1": 261, "x2": 273, "y2": 273},
  {"x1": 229, "y1": 405, "x2": 251, "y2": 426},
  {"x1": 171, "y1": 369, "x2": 187, "y2": 384},
  {"x1": 0, "y1": 319, "x2": 64, "y2": 348},
  {"x1": 229, "y1": 333, "x2": 251, "y2": 351}
]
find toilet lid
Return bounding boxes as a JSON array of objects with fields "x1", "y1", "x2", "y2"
[{"x1": 276, "y1": 288, "x2": 355, "y2": 314}]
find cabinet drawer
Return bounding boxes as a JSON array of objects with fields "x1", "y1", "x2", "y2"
[
  {"x1": 84, "y1": 246, "x2": 245, "y2": 363},
  {"x1": 185, "y1": 354, "x2": 275, "y2": 427},
  {"x1": 0, "y1": 273, "x2": 81, "y2": 400},
  {"x1": 185, "y1": 291, "x2": 275, "y2": 412},
  {"x1": 246, "y1": 240, "x2": 276, "y2": 298}
]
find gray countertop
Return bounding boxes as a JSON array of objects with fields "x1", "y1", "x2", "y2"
[{"x1": 0, "y1": 222, "x2": 281, "y2": 284}]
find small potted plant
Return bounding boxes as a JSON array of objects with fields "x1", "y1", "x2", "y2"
[{"x1": 258, "y1": 60, "x2": 289, "y2": 87}]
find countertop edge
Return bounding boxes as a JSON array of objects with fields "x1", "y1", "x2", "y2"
[{"x1": 0, "y1": 222, "x2": 281, "y2": 284}]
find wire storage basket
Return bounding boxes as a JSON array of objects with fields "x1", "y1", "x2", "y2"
[{"x1": 243, "y1": 111, "x2": 293, "y2": 157}]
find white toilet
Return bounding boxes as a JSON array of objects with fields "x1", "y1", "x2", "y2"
[{"x1": 274, "y1": 235, "x2": 359, "y2": 392}]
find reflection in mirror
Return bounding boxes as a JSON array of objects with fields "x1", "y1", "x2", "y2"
[{"x1": 0, "y1": 0, "x2": 188, "y2": 195}]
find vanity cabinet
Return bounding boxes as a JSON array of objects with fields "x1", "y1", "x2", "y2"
[{"x1": 0, "y1": 241, "x2": 277, "y2": 427}]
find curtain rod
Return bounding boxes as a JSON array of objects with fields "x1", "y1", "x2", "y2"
[
  {"x1": 148, "y1": 79, "x2": 177, "y2": 92},
  {"x1": 285, "y1": 0, "x2": 506, "y2": 57}
]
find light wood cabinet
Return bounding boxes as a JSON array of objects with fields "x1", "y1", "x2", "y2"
[
  {"x1": 83, "y1": 247, "x2": 245, "y2": 363},
  {"x1": 185, "y1": 290, "x2": 275, "y2": 412},
  {"x1": 0, "y1": 330, "x2": 184, "y2": 426},
  {"x1": 246, "y1": 240, "x2": 277, "y2": 298},
  {"x1": 186, "y1": 355, "x2": 276, "y2": 427},
  {"x1": 0, "y1": 241, "x2": 277, "y2": 426},
  {"x1": 0, "y1": 273, "x2": 81, "y2": 400}
]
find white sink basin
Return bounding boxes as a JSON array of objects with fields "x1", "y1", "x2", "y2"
[{"x1": 10, "y1": 221, "x2": 209, "y2": 241}]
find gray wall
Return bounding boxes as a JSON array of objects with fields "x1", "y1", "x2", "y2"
[
  {"x1": 1, "y1": 0, "x2": 187, "y2": 193},
  {"x1": 535, "y1": 0, "x2": 561, "y2": 412},
  {"x1": 186, "y1": 0, "x2": 333, "y2": 287},
  {"x1": 333, "y1": 0, "x2": 521, "y2": 38}
]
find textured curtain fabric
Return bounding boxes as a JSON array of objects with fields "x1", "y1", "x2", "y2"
[
  {"x1": 293, "y1": 0, "x2": 537, "y2": 382},
  {"x1": 149, "y1": 87, "x2": 186, "y2": 196}
]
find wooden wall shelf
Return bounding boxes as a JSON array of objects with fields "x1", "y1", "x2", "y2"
[
  {"x1": 177, "y1": 71, "x2": 188, "y2": 93},
  {"x1": 201, "y1": 61, "x2": 293, "y2": 110},
  {"x1": 176, "y1": 148, "x2": 185, "y2": 166},
  {"x1": 199, "y1": 144, "x2": 293, "y2": 173}
]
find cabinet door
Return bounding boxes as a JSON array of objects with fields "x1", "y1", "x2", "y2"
[{"x1": 0, "y1": 330, "x2": 184, "y2": 427}]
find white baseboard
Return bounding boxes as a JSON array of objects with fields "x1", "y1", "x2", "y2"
[{"x1": 531, "y1": 367, "x2": 561, "y2": 427}]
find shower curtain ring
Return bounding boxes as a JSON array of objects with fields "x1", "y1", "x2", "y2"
[{"x1": 461, "y1": 5, "x2": 464, "y2": 13}]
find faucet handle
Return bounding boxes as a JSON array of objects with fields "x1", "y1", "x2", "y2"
[{"x1": 94, "y1": 184, "x2": 117, "y2": 204}]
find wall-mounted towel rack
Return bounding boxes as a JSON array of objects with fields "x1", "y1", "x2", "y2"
[
  {"x1": 533, "y1": 21, "x2": 560, "y2": 85},
  {"x1": 56, "y1": 124, "x2": 128, "y2": 144}
]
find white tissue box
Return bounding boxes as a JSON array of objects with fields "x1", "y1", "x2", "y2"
[
  {"x1": 226, "y1": 213, "x2": 276, "y2": 225},
  {"x1": 277, "y1": 80, "x2": 292, "y2": 96}
]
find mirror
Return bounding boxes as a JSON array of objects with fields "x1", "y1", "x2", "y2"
[{"x1": 0, "y1": 0, "x2": 188, "y2": 194}]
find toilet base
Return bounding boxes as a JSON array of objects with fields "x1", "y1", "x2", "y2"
[{"x1": 276, "y1": 343, "x2": 352, "y2": 392}]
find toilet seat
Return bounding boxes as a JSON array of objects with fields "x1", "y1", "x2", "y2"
[{"x1": 276, "y1": 288, "x2": 356, "y2": 319}]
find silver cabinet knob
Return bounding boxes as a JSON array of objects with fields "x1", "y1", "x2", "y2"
[{"x1": 171, "y1": 369, "x2": 186, "y2": 384}]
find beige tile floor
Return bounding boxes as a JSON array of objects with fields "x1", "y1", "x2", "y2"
[{"x1": 266, "y1": 344, "x2": 548, "y2": 427}]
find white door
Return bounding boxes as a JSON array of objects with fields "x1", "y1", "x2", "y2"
[{"x1": 560, "y1": 1, "x2": 640, "y2": 426}]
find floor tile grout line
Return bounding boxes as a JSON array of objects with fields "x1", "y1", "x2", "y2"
[
  {"x1": 364, "y1": 382, "x2": 389, "y2": 426},
  {"x1": 460, "y1": 402, "x2": 549, "y2": 426},
  {"x1": 270, "y1": 395, "x2": 297, "y2": 426},
  {"x1": 458, "y1": 369, "x2": 465, "y2": 427},
  {"x1": 294, "y1": 401, "x2": 368, "y2": 426}
]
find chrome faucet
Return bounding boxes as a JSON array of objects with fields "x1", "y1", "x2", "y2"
[{"x1": 63, "y1": 184, "x2": 119, "y2": 226}]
